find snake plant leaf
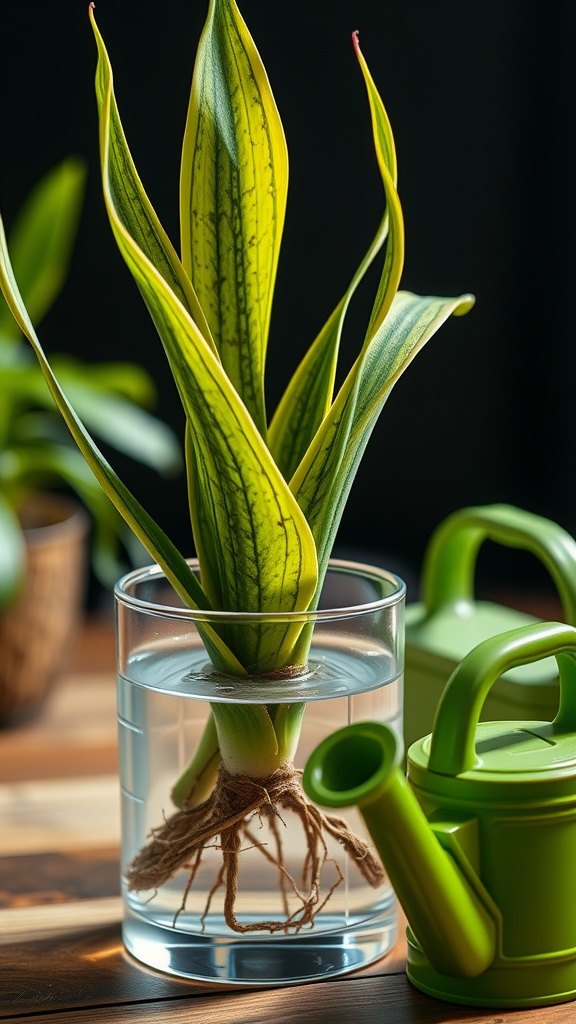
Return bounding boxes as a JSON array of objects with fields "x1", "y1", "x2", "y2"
[
  {"x1": 268, "y1": 219, "x2": 388, "y2": 483},
  {"x1": 95, "y1": 215, "x2": 317, "y2": 639},
  {"x1": 289, "y1": 33, "x2": 429, "y2": 593},
  {"x1": 0, "y1": 490, "x2": 25, "y2": 609},
  {"x1": 0, "y1": 158, "x2": 85, "y2": 343},
  {"x1": 269, "y1": 36, "x2": 400, "y2": 485},
  {"x1": 210, "y1": 702, "x2": 280, "y2": 776},
  {"x1": 271, "y1": 702, "x2": 307, "y2": 763},
  {"x1": 90, "y1": 7, "x2": 318, "y2": 661},
  {"x1": 293, "y1": 289, "x2": 475, "y2": 588},
  {"x1": 89, "y1": 7, "x2": 215, "y2": 353},
  {"x1": 0, "y1": 211, "x2": 214, "y2": 616},
  {"x1": 271, "y1": 33, "x2": 404, "y2": 493},
  {"x1": 352, "y1": 32, "x2": 402, "y2": 342},
  {"x1": 171, "y1": 711, "x2": 220, "y2": 808},
  {"x1": 180, "y1": 0, "x2": 288, "y2": 438},
  {"x1": 184, "y1": 427, "x2": 308, "y2": 673}
]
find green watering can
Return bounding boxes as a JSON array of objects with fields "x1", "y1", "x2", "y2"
[
  {"x1": 404, "y1": 504, "x2": 576, "y2": 751},
  {"x1": 303, "y1": 621, "x2": 576, "y2": 1008}
]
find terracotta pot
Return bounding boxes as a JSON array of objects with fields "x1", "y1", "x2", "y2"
[{"x1": 0, "y1": 494, "x2": 89, "y2": 726}]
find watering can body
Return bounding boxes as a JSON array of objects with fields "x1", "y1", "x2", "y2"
[
  {"x1": 404, "y1": 504, "x2": 576, "y2": 751},
  {"x1": 304, "y1": 621, "x2": 576, "y2": 1008}
]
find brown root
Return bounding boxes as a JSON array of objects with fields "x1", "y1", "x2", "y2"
[{"x1": 126, "y1": 763, "x2": 385, "y2": 935}]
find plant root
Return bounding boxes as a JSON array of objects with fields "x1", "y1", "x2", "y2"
[{"x1": 126, "y1": 762, "x2": 385, "y2": 934}]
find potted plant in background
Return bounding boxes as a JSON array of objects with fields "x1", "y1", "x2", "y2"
[
  {"x1": 0, "y1": 156, "x2": 182, "y2": 724},
  {"x1": 0, "y1": 0, "x2": 474, "y2": 985}
]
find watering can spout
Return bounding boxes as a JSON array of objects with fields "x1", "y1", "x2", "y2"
[{"x1": 303, "y1": 722, "x2": 497, "y2": 979}]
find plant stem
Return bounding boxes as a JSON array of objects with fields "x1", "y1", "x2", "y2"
[
  {"x1": 171, "y1": 699, "x2": 308, "y2": 806},
  {"x1": 171, "y1": 711, "x2": 220, "y2": 808},
  {"x1": 210, "y1": 702, "x2": 288, "y2": 777}
]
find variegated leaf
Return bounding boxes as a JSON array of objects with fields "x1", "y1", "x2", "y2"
[
  {"x1": 180, "y1": 0, "x2": 288, "y2": 437},
  {"x1": 293, "y1": 290, "x2": 475, "y2": 588},
  {"x1": 91, "y1": 6, "x2": 317, "y2": 670}
]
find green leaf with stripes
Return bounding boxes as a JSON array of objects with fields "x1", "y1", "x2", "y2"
[
  {"x1": 289, "y1": 36, "x2": 473, "y2": 596},
  {"x1": 352, "y1": 32, "x2": 402, "y2": 342},
  {"x1": 180, "y1": 0, "x2": 288, "y2": 438},
  {"x1": 292, "y1": 290, "x2": 475, "y2": 591},
  {"x1": 268, "y1": 218, "x2": 387, "y2": 483},
  {"x1": 90, "y1": 10, "x2": 215, "y2": 354},
  {"x1": 90, "y1": 5, "x2": 317, "y2": 671},
  {"x1": 268, "y1": 34, "x2": 401, "y2": 486}
]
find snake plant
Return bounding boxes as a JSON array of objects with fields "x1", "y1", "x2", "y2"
[
  {"x1": 0, "y1": 156, "x2": 182, "y2": 609},
  {"x1": 0, "y1": 0, "x2": 474, "y2": 927}
]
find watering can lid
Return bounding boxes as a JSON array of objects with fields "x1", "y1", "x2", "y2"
[
  {"x1": 412, "y1": 720, "x2": 576, "y2": 780},
  {"x1": 408, "y1": 622, "x2": 576, "y2": 796}
]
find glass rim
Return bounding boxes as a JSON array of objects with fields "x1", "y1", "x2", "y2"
[{"x1": 114, "y1": 557, "x2": 406, "y2": 623}]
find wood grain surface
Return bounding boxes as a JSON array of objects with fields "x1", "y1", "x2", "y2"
[{"x1": 1, "y1": 615, "x2": 573, "y2": 1023}]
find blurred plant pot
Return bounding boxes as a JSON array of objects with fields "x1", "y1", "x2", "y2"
[{"x1": 0, "y1": 493, "x2": 89, "y2": 726}]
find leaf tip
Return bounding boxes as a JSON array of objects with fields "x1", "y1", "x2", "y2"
[
  {"x1": 454, "y1": 293, "x2": 476, "y2": 316},
  {"x1": 351, "y1": 30, "x2": 361, "y2": 55}
]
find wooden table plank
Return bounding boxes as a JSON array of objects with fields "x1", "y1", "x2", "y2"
[
  {"x1": 4, "y1": 973, "x2": 575, "y2": 1024},
  {"x1": 0, "y1": 913, "x2": 211, "y2": 1017},
  {"x1": 0, "y1": 848, "x2": 119, "y2": 908},
  {"x1": 0, "y1": 775, "x2": 119, "y2": 855},
  {"x1": 0, "y1": 884, "x2": 407, "y2": 1017}
]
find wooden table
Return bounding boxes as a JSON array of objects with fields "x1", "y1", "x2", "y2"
[{"x1": 1, "y1": 613, "x2": 574, "y2": 1023}]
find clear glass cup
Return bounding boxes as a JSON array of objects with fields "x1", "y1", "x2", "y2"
[{"x1": 115, "y1": 558, "x2": 405, "y2": 985}]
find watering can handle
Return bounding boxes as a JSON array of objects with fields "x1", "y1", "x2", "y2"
[
  {"x1": 421, "y1": 504, "x2": 576, "y2": 624},
  {"x1": 428, "y1": 621, "x2": 576, "y2": 776}
]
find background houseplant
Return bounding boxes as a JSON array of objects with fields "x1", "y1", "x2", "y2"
[
  {"x1": 0, "y1": 156, "x2": 182, "y2": 723},
  {"x1": 0, "y1": 0, "x2": 474, "y2": 978}
]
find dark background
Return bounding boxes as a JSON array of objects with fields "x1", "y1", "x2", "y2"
[{"x1": 1, "y1": 0, "x2": 574, "y2": 603}]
